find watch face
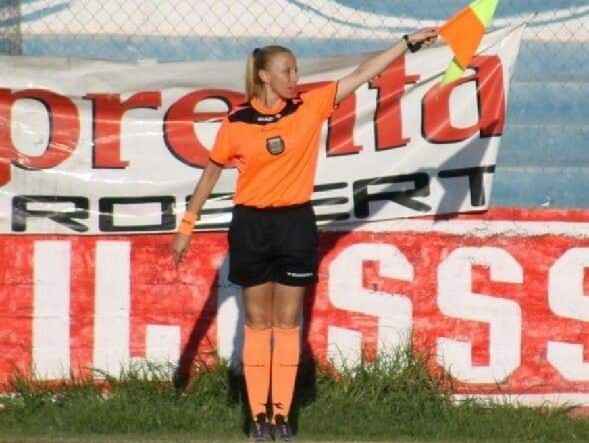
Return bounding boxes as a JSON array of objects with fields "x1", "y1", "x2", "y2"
[{"x1": 266, "y1": 136, "x2": 285, "y2": 155}]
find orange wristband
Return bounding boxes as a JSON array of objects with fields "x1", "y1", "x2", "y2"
[{"x1": 178, "y1": 211, "x2": 198, "y2": 236}]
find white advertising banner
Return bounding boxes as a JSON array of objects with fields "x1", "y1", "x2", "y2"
[{"x1": 0, "y1": 25, "x2": 523, "y2": 234}]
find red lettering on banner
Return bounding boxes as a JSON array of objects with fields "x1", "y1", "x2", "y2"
[
  {"x1": 0, "y1": 159, "x2": 9, "y2": 187},
  {"x1": 422, "y1": 55, "x2": 505, "y2": 143},
  {"x1": 0, "y1": 88, "x2": 80, "y2": 176},
  {"x1": 85, "y1": 92, "x2": 162, "y2": 168},
  {"x1": 298, "y1": 82, "x2": 361, "y2": 156},
  {"x1": 163, "y1": 90, "x2": 244, "y2": 168},
  {"x1": 0, "y1": 55, "x2": 511, "y2": 179},
  {"x1": 369, "y1": 56, "x2": 420, "y2": 150}
]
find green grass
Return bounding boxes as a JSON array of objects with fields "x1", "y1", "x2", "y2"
[{"x1": 1, "y1": 350, "x2": 588, "y2": 442}]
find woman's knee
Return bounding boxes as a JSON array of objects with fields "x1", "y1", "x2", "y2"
[
  {"x1": 242, "y1": 282, "x2": 274, "y2": 329},
  {"x1": 273, "y1": 319, "x2": 298, "y2": 329},
  {"x1": 273, "y1": 310, "x2": 300, "y2": 329},
  {"x1": 245, "y1": 315, "x2": 273, "y2": 330},
  {"x1": 244, "y1": 301, "x2": 273, "y2": 328},
  {"x1": 273, "y1": 284, "x2": 304, "y2": 329}
]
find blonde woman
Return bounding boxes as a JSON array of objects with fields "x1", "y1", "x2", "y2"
[{"x1": 173, "y1": 28, "x2": 437, "y2": 441}]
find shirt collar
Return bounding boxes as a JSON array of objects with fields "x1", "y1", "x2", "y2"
[{"x1": 251, "y1": 96, "x2": 287, "y2": 114}]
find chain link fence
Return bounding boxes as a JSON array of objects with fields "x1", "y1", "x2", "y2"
[
  {"x1": 0, "y1": 0, "x2": 21, "y2": 55},
  {"x1": 1, "y1": 0, "x2": 588, "y2": 208}
]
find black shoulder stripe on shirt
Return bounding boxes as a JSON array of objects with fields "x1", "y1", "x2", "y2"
[{"x1": 228, "y1": 97, "x2": 303, "y2": 125}]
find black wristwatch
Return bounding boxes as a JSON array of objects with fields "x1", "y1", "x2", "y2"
[{"x1": 403, "y1": 34, "x2": 422, "y2": 53}]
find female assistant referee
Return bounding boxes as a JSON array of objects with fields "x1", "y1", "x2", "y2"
[{"x1": 173, "y1": 28, "x2": 437, "y2": 442}]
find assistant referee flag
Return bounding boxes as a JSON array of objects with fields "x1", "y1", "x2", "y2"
[{"x1": 439, "y1": 0, "x2": 500, "y2": 86}]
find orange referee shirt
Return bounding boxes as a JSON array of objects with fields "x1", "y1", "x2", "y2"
[{"x1": 209, "y1": 82, "x2": 338, "y2": 208}]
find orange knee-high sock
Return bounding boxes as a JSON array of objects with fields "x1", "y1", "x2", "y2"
[
  {"x1": 243, "y1": 325, "x2": 272, "y2": 418},
  {"x1": 271, "y1": 326, "x2": 300, "y2": 419}
]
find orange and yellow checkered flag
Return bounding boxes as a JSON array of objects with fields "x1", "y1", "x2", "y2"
[{"x1": 439, "y1": 0, "x2": 500, "y2": 86}]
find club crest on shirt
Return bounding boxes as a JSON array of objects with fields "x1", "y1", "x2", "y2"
[{"x1": 266, "y1": 136, "x2": 285, "y2": 155}]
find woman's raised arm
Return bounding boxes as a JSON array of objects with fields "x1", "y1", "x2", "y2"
[{"x1": 335, "y1": 28, "x2": 438, "y2": 104}]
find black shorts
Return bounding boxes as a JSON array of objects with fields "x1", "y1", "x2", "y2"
[{"x1": 228, "y1": 202, "x2": 318, "y2": 288}]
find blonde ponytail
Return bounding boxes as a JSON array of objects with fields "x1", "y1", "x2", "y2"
[{"x1": 245, "y1": 51, "x2": 257, "y2": 101}]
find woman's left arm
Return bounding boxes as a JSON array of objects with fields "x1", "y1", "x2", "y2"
[{"x1": 335, "y1": 28, "x2": 438, "y2": 104}]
